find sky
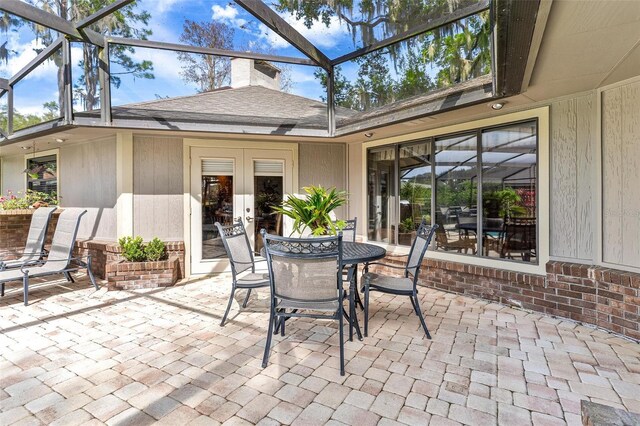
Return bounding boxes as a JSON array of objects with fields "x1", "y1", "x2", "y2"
[{"x1": 0, "y1": 0, "x2": 366, "y2": 116}]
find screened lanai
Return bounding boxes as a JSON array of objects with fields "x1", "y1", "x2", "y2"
[{"x1": 0, "y1": 0, "x2": 537, "y2": 144}]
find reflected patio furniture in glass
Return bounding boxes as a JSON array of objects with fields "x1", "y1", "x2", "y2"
[
  {"x1": 435, "y1": 225, "x2": 476, "y2": 254},
  {"x1": 215, "y1": 221, "x2": 270, "y2": 326},
  {"x1": 261, "y1": 231, "x2": 346, "y2": 375},
  {"x1": 0, "y1": 209, "x2": 98, "y2": 305},
  {"x1": 362, "y1": 221, "x2": 438, "y2": 339},
  {"x1": 0, "y1": 206, "x2": 56, "y2": 271},
  {"x1": 501, "y1": 217, "x2": 537, "y2": 261}
]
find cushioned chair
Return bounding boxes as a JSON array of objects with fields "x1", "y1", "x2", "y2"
[
  {"x1": 215, "y1": 221, "x2": 270, "y2": 326},
  {"x1": 261, "y1": 230, "x2": 346, "y2": 375},
  {"x1": 0, "y1": 206, "x2": 56, "y2": 271},
  {"x1": 0, "y1": 208, "x2": 98, "y2": 305},
  {"x1": 362, "y1": 221, "x2": 437, "y2": 339}
]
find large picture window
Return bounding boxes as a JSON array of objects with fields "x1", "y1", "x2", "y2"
[{"x1": 367, "y1": 120, "x2": 538, "y2": 264}]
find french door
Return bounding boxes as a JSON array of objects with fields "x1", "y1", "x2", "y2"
[{"x1": 190, "y1": 147, "x2": 293, "y2": 274}]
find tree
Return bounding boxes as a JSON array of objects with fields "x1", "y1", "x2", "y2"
[
  {"x1": 178, "y1": 20, "x2": 234, "y2": 92},
  {"x1": 1, "y1": 1, "x2": 154, "y2": 115},
  {"x1": 277, "y1": 0, "x2": 490, "y2": 108}
]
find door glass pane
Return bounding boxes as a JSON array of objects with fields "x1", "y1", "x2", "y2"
[
  {"x1": 254, "y1": 175, "x2": 283, "y2": 254},
  {"x1": 398, "y1": 142, "x2": 432, "y2": 246},
  {"x1": 435, "y1": 134, "x2": 478, "y2": 255},
  {"x1": 368, "y1": 146, "x2": 396, "y2": 244},
  {"x1": 202, "y1": 173, "x2": 233, "y2": 260},
  {"x1": 481, "y1": 121, "x2": 537, "y2": 262}
]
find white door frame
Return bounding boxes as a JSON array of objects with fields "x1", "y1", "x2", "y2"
[{"x1": 183, "y1": 139, "x2": 298, "y2": 277}]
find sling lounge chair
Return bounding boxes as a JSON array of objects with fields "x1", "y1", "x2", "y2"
[
  {"x1": 0, "y1": 208, "x2": 98, "y2": 305},
  {"x1": 0, "y1": 206, "x2": 56, "y2": 271}
]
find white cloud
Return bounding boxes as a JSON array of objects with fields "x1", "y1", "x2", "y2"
[
  {"x1": 260, "y1": 13, "x2": 350, "y2": 50},
  {"x1": 211, "y1": 4, "x2": 247, "y2": 28},
  {"x1": 0, "y1": 35, "x2": 60, "y2": 81}
]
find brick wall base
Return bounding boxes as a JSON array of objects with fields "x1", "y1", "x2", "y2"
[{"x1": 371, "y1": 256, "x2": 640, "y2": 341}]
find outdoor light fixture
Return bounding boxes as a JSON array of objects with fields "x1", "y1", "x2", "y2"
[
  {"x1": 364, "y1": 132, "x2": 374, "y2": 138},
  {"x1": 55, "y1": 138, "x2": 66, "y2": 143},
  {"x1": 21, "y1": 146, "x2": 31, "y2": 150},
  {"x1": 491, "y1": 102, "x2": 505, "y2": 110}
]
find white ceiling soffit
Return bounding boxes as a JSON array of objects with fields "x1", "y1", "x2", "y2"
[{"x1": 524, "y1": 0, "x2": 640, "y2": 102}]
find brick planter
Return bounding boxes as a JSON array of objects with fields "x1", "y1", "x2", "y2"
[{"x1": 107, "y1": 256, "x2": 180, "y2": 290}]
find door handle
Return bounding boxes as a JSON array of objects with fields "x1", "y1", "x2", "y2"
[{"x1": 246, "y1": 216, "x2": 254, "y2": 222}]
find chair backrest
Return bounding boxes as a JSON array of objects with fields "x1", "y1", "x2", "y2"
[
  {"x1": 22, "y1": 207, "x2": 56, "y2": 260},
  {"x1": 262, "y1": 231, "x2": 343, "y2": 306},
  {"x1": 405, "y1": 221, "x2": 438, "y2": 282},
  {"x1": 215, "y1": 221, "x2": 255, "y2": 277},
  {"x1": 503, "y1": 217, "x2": 536, "y2": 251},
  {"x1": 327, "y1": 218, "x2": 356, "y2": 242},
  {"x1": 45, "y1": 208, "x2": 87, "y2": 265}
]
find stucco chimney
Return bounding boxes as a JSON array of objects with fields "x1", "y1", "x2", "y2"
[{"x1": 230, "y1": 58, "x2": 281, "y2": 90}]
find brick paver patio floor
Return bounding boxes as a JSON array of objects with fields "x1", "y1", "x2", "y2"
[{"x1": 1, "y1": 274, "x2": 639, "y2": 425}]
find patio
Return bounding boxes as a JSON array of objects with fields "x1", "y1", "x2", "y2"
[{"x1": 1, "y1": 274, "x2": 639, "y2": 425}]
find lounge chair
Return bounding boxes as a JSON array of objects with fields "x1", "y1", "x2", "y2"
[
  {"x1": 0, "y1": 208, "x2": 98, "y2": 305},
  {"x1": 0, "y1": 206, "x2": 56, "y2": 271}
]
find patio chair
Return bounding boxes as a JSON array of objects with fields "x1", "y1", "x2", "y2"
[
  {"x1": 0, "y1": 206, "x2": 56, "y2": 271},
  {"x1": 362, "y1": 221, "x2": 437, "y2": 339},
  {"x1": 327, "y1": 218, "x2": 363, "y2": 309},
  {"x1": 435, "y1": 225, "x2": 476, "y2": 254},
  {"x1": 261, "y1": 230, "x2": 346, "y2": 375},
  {"x1": 215, "y1": 221, "x2": 270, "y2": 326},
  {"x1": 0, "y1": 208, "x2": 98, "y2": 306}
]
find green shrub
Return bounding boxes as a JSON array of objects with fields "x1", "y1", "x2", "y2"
[
  {"x1": 118, "y1": 236, "x2": 146, "y2": 262},
  {"x1": 144, "y1": 238, "x2": 166, "y2": 261}
]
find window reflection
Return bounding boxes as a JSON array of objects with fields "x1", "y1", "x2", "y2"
[
  {"x1": 399, "y1": 143, "x2": 432, "y2": 246},
  {"x1": 367, "y1": 147, "x2": 396, "y2": 244}
]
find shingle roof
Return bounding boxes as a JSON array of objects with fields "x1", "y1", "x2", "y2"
[{"x1": 105, "y1": 85, "x2": 357, "y2": 130}]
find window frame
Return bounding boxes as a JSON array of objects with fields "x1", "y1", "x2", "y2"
[
  {"x1": 23, "y1": 148, "x2": 59, "y2": 198},
  {"x1": 362, "y1": 107, "x2": 549, "y2": 276}
]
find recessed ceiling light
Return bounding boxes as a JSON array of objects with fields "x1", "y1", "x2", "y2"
[
  {"x1": 364, "y1": 132, "x2": 374, "y2": 138},
  {"x1": 491, "y1": 102, "x2": 505, "y2": 110},
  {"x1": 21, "y1": 146, "x2": 30, "y2": 150},
  {"x1": 55, "y1": 138, "x2": 65, "y2": 143}
]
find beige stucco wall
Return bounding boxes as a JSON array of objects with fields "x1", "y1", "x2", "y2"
[
  {"x1": 299, "y1": 142, "x2": 348, "y2": 219},
  {"x1": 59, "y1": 137, "x2": 118, "y2": 240},
  {"x1": 601, "y1": 78, "x2": 640, "y2": 269},
  {"x1": 1, "y1": 154, "x2": 26, "y2": 195},
  {"x1": 133, "y1": 135, "x2": 184, "y2": 241}
]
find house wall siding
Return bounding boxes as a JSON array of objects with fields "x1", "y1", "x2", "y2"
[
  {"x1": 133, "y1": 135, "x2": 183, "y2": 241},
  {"x1": 299, "y1": 142, "x2": 347, "y2": 218},
  {"x1": 549, "y1": 93, "x2": 596, "y2": 261},
  {"x1": 1, "y1": 154, "x2": 26, "y2": 194},
  {"x1": 59, "y1": 137, "x2": 117, "y2": 240},
  {"x1": 602, "y1": 78, "x2": 640, "y2": 269}
]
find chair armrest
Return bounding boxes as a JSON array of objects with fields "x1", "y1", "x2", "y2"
[{"x1": 364, "y1": 262, "x2": 406, "y2": 271}]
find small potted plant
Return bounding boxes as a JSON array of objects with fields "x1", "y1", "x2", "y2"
[
  {"x1": 397, "y1": 218, "x2": 417, "y2": 246},
  {"x1": 272, "y1": 185, "x2": 348, "y2": 236},
  {"x1": 107, "y1": 236, "x2": 180, "y2": 290}
]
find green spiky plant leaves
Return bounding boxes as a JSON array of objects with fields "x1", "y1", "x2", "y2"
[{"x1": 272, "y1": 185, "x2": 348, "y2": 237}]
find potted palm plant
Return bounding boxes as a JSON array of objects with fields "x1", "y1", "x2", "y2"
[{"x1": 272, "y1": 185, "x2": 348, "y2": 236}]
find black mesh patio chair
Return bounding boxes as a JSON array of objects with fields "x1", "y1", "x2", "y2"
[
  {"x1": 261, "y1": 230, "x2": 346, "y2": 375},
  {"x1": 327, "y1": 218, "x2": 364, "y2": 310},
  {"x1": 215, "y1": 221, "x2": 270, "y2": 326},
  {"x1": 0, "y1": 209, "x2": 98, "y2": 305},
  {"x1": 501, "y1": 217, "x2": 536, "y2": 261},
  {"x1": 362, "y1": 221, "x2": 437, "y2": 339},
  {"x1": 0, "y1": 206, "x2": 56, "y2": 271}
]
